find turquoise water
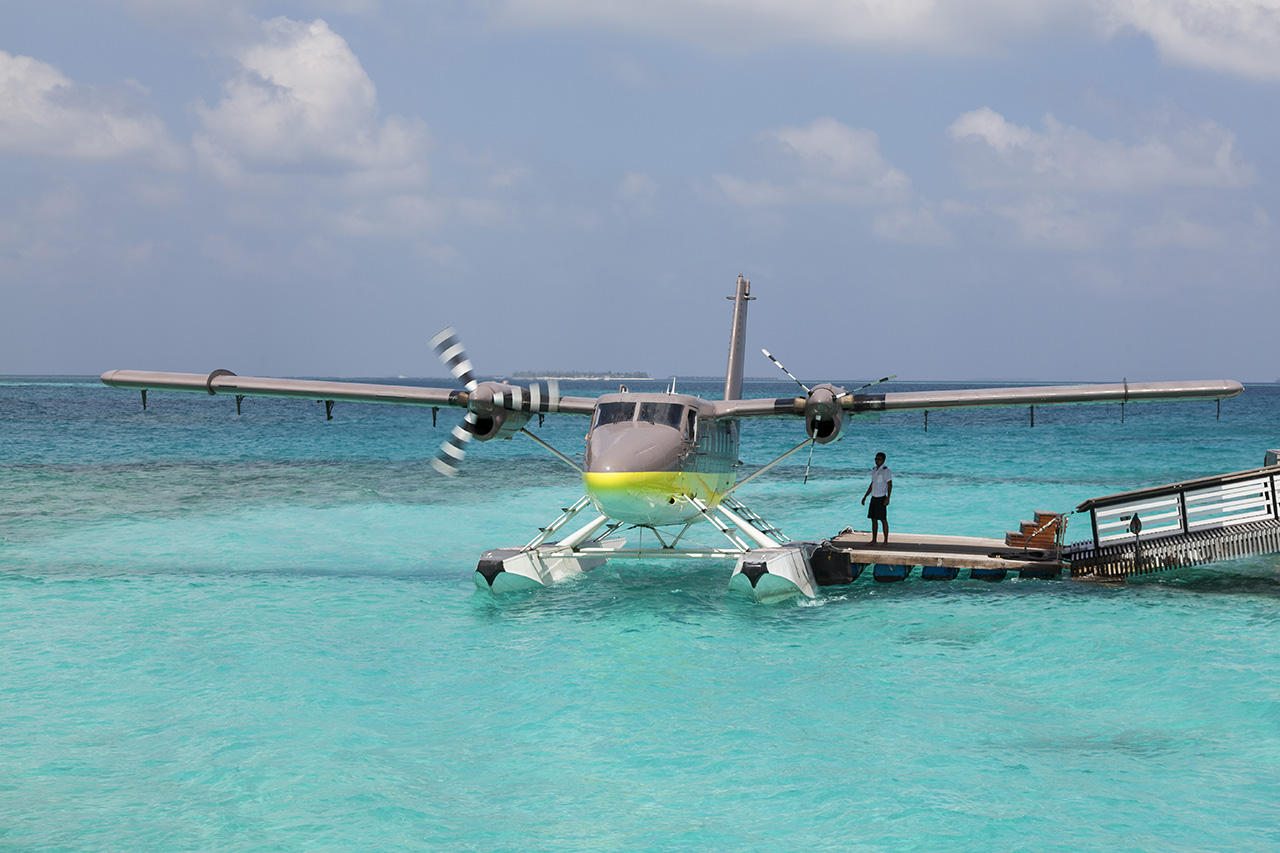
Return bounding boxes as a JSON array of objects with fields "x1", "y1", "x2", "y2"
[{"x1": 2, "y1": 377, "x2": 1278, "y2": 851}]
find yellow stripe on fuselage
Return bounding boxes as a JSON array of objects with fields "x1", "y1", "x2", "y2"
[{"x1": 583, "y1": 471, "x2": 736, "y2": 526}]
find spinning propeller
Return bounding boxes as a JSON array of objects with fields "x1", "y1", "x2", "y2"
[
  {"x1": 428, "y1": 327, "x2": 561, "y2": 477},
  {"x1": 431, "y1": 327, "x2": 479, "y2": 391},
  {"x1": 429, "y1": 327, "x2": 477, "y2": 476}
]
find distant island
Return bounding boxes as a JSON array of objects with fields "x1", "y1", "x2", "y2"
[{"x1": 512, "y1": 370, "x2": 650, "y2": 380}]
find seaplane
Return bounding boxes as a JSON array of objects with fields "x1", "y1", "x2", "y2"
[{"x1": 101, "y1": 276, "x2": 1244, "y2": 601}]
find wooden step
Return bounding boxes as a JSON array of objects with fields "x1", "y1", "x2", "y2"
[{"x1": 1006, "y1": 532, "x2": 1059, "y2": 549}]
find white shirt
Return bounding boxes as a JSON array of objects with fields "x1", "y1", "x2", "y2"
[{"x1": 869, "y1": 465, "x2": 892, "y2": 498}]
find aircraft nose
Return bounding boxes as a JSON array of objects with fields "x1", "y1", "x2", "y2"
[{"x1": 587, "y1": 425, "x2": 685, "y2": 473}]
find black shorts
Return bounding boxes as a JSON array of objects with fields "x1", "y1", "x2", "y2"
[{"x1": 867, "y1": 495, "x2": 888, "y2": 521}]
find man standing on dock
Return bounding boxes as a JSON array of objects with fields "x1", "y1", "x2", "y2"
[{"x1": 861, "y1": 452, "x2": 893, "y2": 545}]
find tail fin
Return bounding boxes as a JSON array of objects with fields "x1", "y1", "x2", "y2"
[{"x1": 723, "y1": 274, "x2": 754, "y2": 401}]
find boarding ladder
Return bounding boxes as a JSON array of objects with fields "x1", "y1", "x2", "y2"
[{"x1": 720, "y1": 495, "x2": 790, "y2": 543}]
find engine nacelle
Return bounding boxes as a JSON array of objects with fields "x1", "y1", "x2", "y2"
[
  {"x1": 804, "y1": 383, "x2": 845, "y2": 444},
  {"x1": 468, "y1": 382, "x2": 532, "y2": 441}
]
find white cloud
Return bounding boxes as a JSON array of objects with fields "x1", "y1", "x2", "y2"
[
  {"x1": 0, "y1": 51, "x2": 181, "y2": 164},
  {"x1": 494, "y1": 0, "x2": 1078, "y2": 54},
  {"x1": 948, "y1": 106, "x2": 1253, "y2": 191},
  {"x1": 494, "y1": 0, "x2": 1280, "y2": 81},
  {"x1": 617, "y1": 171, "x2": 658, "y2": 202},
  {"x1": 993, "y1": 196, "x2": 1118, "y2": 250},
  {"x1": 1106, "y1": 0, "x2": 1280, "y2": 81},
  {"x1": 1247, "y1": 204, "x2": 1275, "y2": 251},
  {"x1": 331, "y1": 195, "x2": 511, "y2": 239},
  {"x1": 34, "y1": 178, "x2": 86, "y2": 221},
  {"x1": 413, "y1": 242, "x2": 462, "y2": 266},
  {"x1": 1133, "y1": 210, "x2": 1226, "y2": 249},
  {"x1": 193, "y1": 17, "x2": 430, "y2": 185},
  {"x1": 0, "y1": 178, "x2": 155, "y2": 289},
  {"x1": 200, "y1": 231, "x2": 352, "y2": 280},
  {"x1": 0, "y1": 180, "x2": 82, "y2": 278},
  {"x1": 1129, "y1": 203, "x2": 1275, "y2": 252},
  {"x1": 602, "y1": 53, "x2": 658, "y2": 88},
  {"x1": 331, "y1": 196, "x2": 448, "y2": 238},
  {"x1": 872, "y1": 206, "x2": 954, "y2": 246},
  {"x1": 715, "y1": 118, "x2": 910, "y2": 207},
  {"x1": 180, "y1": 15, "x2": 524, "y2": 253}
]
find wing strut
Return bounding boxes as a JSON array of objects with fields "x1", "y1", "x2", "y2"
[
  {"x1": 721, "y1": 438, "x2": 813, "y2": 499},
  {"x1": 519, "y1": 427, "x2": 583, "y2": 474}
]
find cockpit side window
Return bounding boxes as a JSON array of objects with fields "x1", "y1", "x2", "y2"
[
  {"x1": 685, "y1": 408, "x2": 696, "y2": 440},
  {"x1": 592, "y1": 401, "x2": 636, "y2": 428},
  {"x1": 638, "y1": 402, "x2": 685, "y2": 430}
]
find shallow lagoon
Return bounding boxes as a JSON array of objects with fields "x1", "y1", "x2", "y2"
[{"x1": 2, "y1": 378, "x2": 1277, "y2": 851}]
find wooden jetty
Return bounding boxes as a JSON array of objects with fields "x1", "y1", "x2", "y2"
[
  {"x1": 815, "y1": 455, "x2": 1280, "y2": 585},
  {"x1": 824, "y1": 529, "x2": 1064, "y2": 583}
]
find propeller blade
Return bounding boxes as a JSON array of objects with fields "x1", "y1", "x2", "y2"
[
  {"x1": 761, "y1": 348, "x2": 810, "y2": 394},
  {"x1": 429, "y1": 413, "x2": 475, "y2": 477},
  {"x1": 523, "y1": 379, "x2": 560, "y2": 414},
  {"x1": 430, "y1": 327, "x2": 478, "y2": 392},
  {"x1": 838, "y1": 374, "x2": 897, "y2": 399}
]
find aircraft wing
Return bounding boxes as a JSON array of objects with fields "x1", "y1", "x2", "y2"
[
  {"x1": 709, "y1": 379, "x2": 1245, "y2": 419},
  {"x1": 99, "y1": 369, "x2": 600, "y2": 415}
]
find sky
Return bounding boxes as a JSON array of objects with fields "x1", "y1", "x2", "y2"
[{"x1": 1, "y1": 0, "x2": 1277, "y2": 382}]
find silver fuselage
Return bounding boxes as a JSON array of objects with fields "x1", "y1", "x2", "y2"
[{"x1": 583, "y1": 392, "x2": 739, "y2": 526}]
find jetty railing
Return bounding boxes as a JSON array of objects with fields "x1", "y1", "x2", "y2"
[{"x1": 1066, "y1": 464, "x2": 1280, "y2": 577}]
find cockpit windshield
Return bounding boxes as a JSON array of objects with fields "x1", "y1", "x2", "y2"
[
  {"x1": 592, "y1": 401, "x2": 636, "y2": 428},
  {"x1": 592, "y1": 400, "x2": 691, "y2": 436},
  {"x1": 638, "y1": 402, "x2": 686, "y2": 430}
]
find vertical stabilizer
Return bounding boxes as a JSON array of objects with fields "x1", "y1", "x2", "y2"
[{"x1": 723, "y1": 275, "x2": 754, "y2": 401}]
